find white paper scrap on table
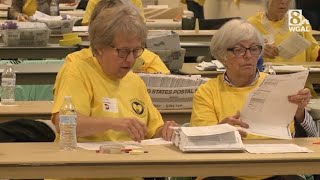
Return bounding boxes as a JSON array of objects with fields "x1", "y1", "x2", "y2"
[
  {"x1": 244, "y1": 144, "x2": 313, "y2": 154},
  {"x1": 77, "y1": 138, "x2": 171, "y2": 150}
]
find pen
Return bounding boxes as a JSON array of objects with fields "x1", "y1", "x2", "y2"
[{"x1": 312, "y1": 141, "x2": 320, "y2": 144}]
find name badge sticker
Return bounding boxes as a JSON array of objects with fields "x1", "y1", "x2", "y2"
[{"x1": 102, "y1": 98, "x2": 118, "y2": 113}]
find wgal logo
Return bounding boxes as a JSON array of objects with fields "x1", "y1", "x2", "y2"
[{"x1": 288, "y1": 9, "x2": 311, "y2": 32}]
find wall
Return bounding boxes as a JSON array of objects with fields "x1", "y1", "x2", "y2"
[{"x1": 204, "y1": 0, "x2": 265, "y2": 19}]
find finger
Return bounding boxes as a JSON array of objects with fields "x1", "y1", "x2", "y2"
[
  {"x1": 238, "y1": 130, "x2": 247, "y2": 138},
  {"x1": 162, "y1": 121, "x2": 172, "y2": 140},
  {"x1": 232, "y1": 111, "x2": 240, "y2": 119},
  {"x1": 238, "y1": 120, "x2": 249, "y2": 128},
  {"x1": 263, "y1": 50, "x2": 276, "y2": 59},
  {"x1": 163, "y1": 121, "x2": 177, "y2": 141},
  {"x1": 135, "y1": 119, "x2": 148, "y2": 136},
  {"x1": 126, "y1": 126, "x2": 138, "y2": 142},
  {"x1": 130, "y1": 119, "x2": 145, "y2": 141},
  {"x1": 128, "y1": 125, "x2": 141, "y2": 142}
]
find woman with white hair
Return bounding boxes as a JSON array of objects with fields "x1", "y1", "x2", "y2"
[
  {"x1": 190, "y1": 19, "x2": 317, "y2": 180},
  {"x1": 247, "y1": 0, "x2": 319, "y2": 63}
]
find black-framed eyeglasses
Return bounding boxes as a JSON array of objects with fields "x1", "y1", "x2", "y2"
[
  {"x1": 110, "y1": 45, "x2": 144, "y2": 59},
  {"x1": 227, "y1": 45, "x2": 262, "y2": 57}
]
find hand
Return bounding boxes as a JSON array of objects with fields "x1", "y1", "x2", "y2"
[
  {"x1": 110, "y1": 118, "x2": 147, "y2": 143},
  {"x1": 263, "y1": 44, "x2": 279, "y2": 59},
  {"x1": 219, "y1": 111, "x2": 249, "y2": 137},
  {"x1": 288, "y1": 88, "x2": 311, "y2": 109},
  {"x1": 158, "y1": 120, "x2": 179, "y2": 141},
  {"x1": 17, "y1": 13, "x2": 28, "y2": 21},
  {"x1": 288, "y1": 88, "x2": 312, "y2": 122}
]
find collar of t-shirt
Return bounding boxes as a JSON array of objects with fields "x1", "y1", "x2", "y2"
[{"x1": 223, "y1": 68, "x2": 260, "y2": 87}]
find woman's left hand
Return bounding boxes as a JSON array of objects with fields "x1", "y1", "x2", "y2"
[
  {"x1": 159, "y1": 120, "x2": 179, "y2": 141},
  {"x1": 288, "y1": 88, "x2": 312, "y2": 108},
  {"x1": 288, "y1": 88, "x2": 312, "y2": 122}
]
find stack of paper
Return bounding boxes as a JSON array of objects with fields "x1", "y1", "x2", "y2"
[
  {"x1": 195, "y1": 60, "x2": 225, "y2": 71},
  {"x1": 173, "y1": 124, "x2": 245, "y2": 152},
  {"x1": 139, "y1": 73, "x2": 207, "y2": 88}
]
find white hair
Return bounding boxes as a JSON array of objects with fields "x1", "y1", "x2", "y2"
[
  {"x1": 265, "y1": 0, "x2": 295, "y2": 10},
  {"x1": 210, "y1": 19, "x2": 264, "y2": 61}
]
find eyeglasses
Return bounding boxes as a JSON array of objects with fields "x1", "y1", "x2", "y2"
[
  {"x1": 227, "y1": 45, "x2": 262, "y2": 57},
  {"x1": 110, "y1": 45, "x2": 144, "y2": 59}
]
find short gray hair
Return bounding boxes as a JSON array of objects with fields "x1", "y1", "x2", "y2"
[
  {"x1": 89, "y1": 2, "x2": 147, "y2": 56},
  {"x1": 210, "y1": 19, "x2": 264, "y2": 61}
]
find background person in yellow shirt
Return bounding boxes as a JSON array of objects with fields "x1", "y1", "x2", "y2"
[
  {"x1": 80, "y1": 0, "x2": 170, "y2": 74},
  {"x1": 52, "y1": 1, "x2": 177, "y2": 144},
  {"x1": 247, "y1": 0, "x2": 319, "y2": 63},
  {"x1": 82, "y1": 0, "x2": 143, "y2": 25},
  {"x1": 191, "y1": 19, "x2": 317, "y2": 180},
  {"x1": 9, "y1": 0, "x2": 51, "y2": 21}
]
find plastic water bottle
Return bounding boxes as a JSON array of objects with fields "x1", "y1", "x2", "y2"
[
  {"x1": 50, "y1": 0, "x2": 60, "y2": 16},
  {"x1": 263, "y1": 62, "x2": 276, "y2": 75},
  {"x1": 59, "y1": 96, "x2": 77, "y2": 151},
  {"x1": 1, "y1": 64, "x2": 16, "y2": 105}
]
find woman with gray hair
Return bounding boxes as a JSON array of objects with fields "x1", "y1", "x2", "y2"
[
  {"x1": 247, "y1": 0, "x2": 319, "y2": 63},
  {"x1": 191, "y1": 19, "x2": 317, "y2": 180},
  {"x1": 52, "y1": 1, "x2": 177, "y2": 146}
]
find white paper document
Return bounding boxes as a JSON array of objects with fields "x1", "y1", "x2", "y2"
[
  {"x1": 240, "y1": 71, "x2": 309, "y2": 139},
  {"x1": 272, "y1": 65, "x2": 307, "y2": 71},
  {"x1": 173, "y1": 124, "x2": 245, "y2": 152},
  {"x1": 77, "y1": 138, "x2": 171, "y2": 150},
  {"x1": 278, "y1": 32, "x2": 311, "y2": 59},
  {"x1": 72, "y1": 26, "x2": 88, "y2": 32},
  {"x1": 244, "y1": 144, "x2": 313, "y2": 154}
]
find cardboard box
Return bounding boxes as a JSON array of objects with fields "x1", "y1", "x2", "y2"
[
  {"x1": 147, "y1": 86, "x2": 197, "y2": 109},
  {"x1": 147, "y1": 31, "x2": 180, "y2": 50},
  {"x1": 139, "y1": 73, "x2": 207, "y2": 109},
  {"x1": 1, "y1": 22, "x2": 50, "y2": 46},
  {"x1": 36, "y1": 19, "x2": 74, "y2": 34},
  {"x1": 151, "y1": 48, "x2": 185, "y2": 71}
]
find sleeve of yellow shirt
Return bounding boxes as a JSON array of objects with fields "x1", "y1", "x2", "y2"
[
  {"x1": 81, "y1": 0, "x2": 99, "y2": 25},
  {"x1": 140, "y1": 49, "x2": 170, "y2": 74},
  {"x1": 137, "y1": 78, "x2": 164, "y2": 138},
  {"x1": 190, "y1": 81, "x2": 219, "y2": 127},
  {"x1": 52, "y1": 65, "x2": 92, "y2": 117}
]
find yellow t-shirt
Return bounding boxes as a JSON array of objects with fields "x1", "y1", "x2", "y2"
[
  {"x1": 191, "y1": 73, "x2": 298, "y2": 180},
  {"x1": 248, "y1": 12, "x2": 319, "y2": 63},
  {"x1": 134, "y1": 49, "x2": 170, "y2": 74},
  {"x1": 22, "y1": 0, "x2": 37, "y2": 16},
  {"x1": 60, "y1": 48, "x2": 170, "y2": 74},
  {"x1": 52, "y1": 54, "x2": 164, "y2": 142},
  {"x1": 81, "y1": 0, "x2": 144, "y2": 25},
  {"x1": 191, "y1": 73, "x2": 268, "y2": 140}
]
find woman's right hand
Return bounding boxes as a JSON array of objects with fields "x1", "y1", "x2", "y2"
[
  {"x1": 110, "y1": 117, "x2": 147, "y2": 143},
  {"x1": 263, "y1": 44, "x2": 279, "y2": 59},
  {"x1": 17, "y1": 13, "x2": 28, "y2": 21},
  {"x1": 219, "y1": 111, "x2": 249, "y2": 137}
]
